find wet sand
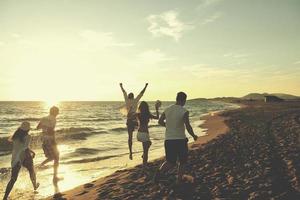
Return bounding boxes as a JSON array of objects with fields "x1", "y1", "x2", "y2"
[{"x1": 45, "y1": 101, "x2": 300, "y2": 200}]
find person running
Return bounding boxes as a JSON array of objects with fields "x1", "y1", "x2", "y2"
[
  {"x1": 136, "y1": 100, "x2": 161, "y2": 167},
  {"x1": 3, "y1": 122, "x2": 39, "y2": 200},
  {"x1": 154, "y1": 92, "x2": 198, "y2": 183},
  {"x1": 119, "y1": 83, "x2": 148, "y2": 160},
  {"x1": 37, "y1": 106, "x2": 61, "y2": 182}
]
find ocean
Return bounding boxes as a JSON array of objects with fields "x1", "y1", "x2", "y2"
[{"x1": 0, "y1": 100, "x2": 238, "y2": 199}]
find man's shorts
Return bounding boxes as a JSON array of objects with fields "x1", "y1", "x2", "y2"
[
  {"x1": 164, "y1": 138, "x2": 188, "y2": 165},
  {"x1": 42, "y1": 141, "x2": 59, "y2": 160}
]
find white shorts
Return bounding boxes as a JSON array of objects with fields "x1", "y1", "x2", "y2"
[{"x1": 137, "y1": 132, "x2": 150, "y2": 142}]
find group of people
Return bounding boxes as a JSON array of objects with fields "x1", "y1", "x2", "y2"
[
  {"x1": 3, "y1": 83, "x2": 198, "y2": 200},
  {"x1": 120, "y1": 83, "x2": 198, "y2": 183},
  {"x1": 3, "y1": 107, "x2": 60, "y2": 200}
]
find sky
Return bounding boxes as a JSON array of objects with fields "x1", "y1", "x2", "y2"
[{"x1": 0, "y1": 0, "x2": 299, "y2": 101}]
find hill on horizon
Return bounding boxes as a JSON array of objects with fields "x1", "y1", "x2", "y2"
[{"x1": 242, "y1": 93, "x2": 300, "y2": 100}]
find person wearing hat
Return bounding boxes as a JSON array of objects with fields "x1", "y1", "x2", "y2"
[
  {"x1": 37, "y1": 106, "x2": 61, "y2": 182},
  {"x1": 3, "y1": 121, "x2": 39, "y2": 200}
]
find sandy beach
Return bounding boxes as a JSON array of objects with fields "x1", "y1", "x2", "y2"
[
  {"x1": 1, "y1": 1, "x2": 300, "y2": 199},
  {"x1": 43, "y1": 101, "x2": 300, "y2": 200}
]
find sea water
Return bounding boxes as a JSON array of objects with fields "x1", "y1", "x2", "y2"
[{"x1": 0, "y1": 100, "x2": 238, "y2": 199}]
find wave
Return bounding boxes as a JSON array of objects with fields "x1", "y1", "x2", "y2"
[
  {"x1": 3, "y1": 117, "x2": 41, "y2": 122},
  {"x1": 0, "y1": 134, "x2": 44, "y2": 151},
  {"x1": 61, "y1": 129, "x2": 108, "y2": 141},
  {"x1": 20, "y1": 117, "x2": 40, "y2": 122},
  {"x1": 0, "y1": 128, "x2": 108, "y2": 150},
  {"x1": 0, "y1": 138, "x2": 12, "y2": 151},
  {"x1": 56, "y1": 127, "x2": 94, "y2": 134},
  {"x1": 61, "y1": 147, "x2": 121, "y2": 160},
  {"x1": 73, "y1": 148, "x2": 101, "y2": 155},
  {"x1": 61, "y1": 153, "x2": 128, "y2": 164},
  {"x1": 110, "y1": 124, "x2": 160, "y2": 132},
  {"x1": 61, "y1": 148, "x2": 102, "y2": 159},
  {"x1": 110, "y1": 127, "x2": 127, "y2": 132},
  {"x1": 81, "y1": 117, "x2": 122, "y2": 122}
]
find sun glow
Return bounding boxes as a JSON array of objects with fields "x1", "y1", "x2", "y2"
[{"x1": 44, "y1": 98, "x2": 60, "y2": 109}]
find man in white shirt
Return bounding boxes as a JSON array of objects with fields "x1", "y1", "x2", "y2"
[
  {"x1": 37, "y1": 106, "x2": 60, "y2": 182},
  {"x1": 154, "y1": 92, "x2": 198, "y2": 183},
  {"x1": 120, "y1": 83, "x2": 148, "y2": 160}
]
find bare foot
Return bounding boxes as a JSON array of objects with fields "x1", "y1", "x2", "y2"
[
  {"x1": 37, "y1": 164, "x2": 48, "y2": 170},
  {"x1": 129, "y1": 153, "x2": 133, "y2": 160},
  {"x1": 34, "y1": 182, "x2": 40, "y2": 190}
]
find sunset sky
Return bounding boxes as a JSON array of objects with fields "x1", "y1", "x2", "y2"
[{"x1": 0, "y1": 0, "x2": 299, "y2": 101}]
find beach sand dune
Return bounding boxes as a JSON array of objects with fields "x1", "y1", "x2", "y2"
[{"x1": 46, "y1": 101, "x2": 300, "y2": 200}]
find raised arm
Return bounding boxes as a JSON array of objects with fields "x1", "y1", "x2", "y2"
[
  {"x1": 36, "y1": 121, "x2": 42, "y2": 130},
  {"x1": 183, "y1": 111, "x2": 198, "y2": 141},
  {"x1": 135, "y1": 83, "x2": 148, "y2": 102},
  {"x1": 151, "y1": 104, "x2": 160, "y2": 119},
  {"x1": 119, "y1": 83, "x2": 128, "y2": 101},
  {"x1": 158, "y1": 112, "x2": 166, "y2": 127}
]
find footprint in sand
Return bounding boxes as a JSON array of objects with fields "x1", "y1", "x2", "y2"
[
  {"x1": 83, "y1": 183, "x2": 95, "y2": 189},
  {"x1": 53, "y1": 192, "x2": 66, "y2": 200},
  {"x1": 76, "y1": 190, "x2": 89, "y2": 196}
]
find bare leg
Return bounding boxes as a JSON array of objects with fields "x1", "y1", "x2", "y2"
[
  {"x1": 3, "y1": 164, "x2": 21, "y2": 200},
  {"x1": 27, "y1": 166, "x2": 39, "y2": 190},
  {"x1": 142, "y1": 141, "x2": 151, "y2": 166},
  {"x1": 177, "y1": 163, "x2": 185, "y2": 183},
  {"x1": 128, "y1": 131, "x2": 133, "y2": 160},
  {"x1": 40, "y1": 158, "x2": 53, "y2": 167},
  {"x1": 153, "y1": 161, "x2": 175, "y2": 183},
  {"x1": 53, "y1": 157, "x2": 59, "y2": 182}
]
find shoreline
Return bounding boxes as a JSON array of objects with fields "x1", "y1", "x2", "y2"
[
  {"x1": 45, "y1": 107, "x2": 233, "y2": 200},
  {"x1": 45, "y1": 101, "x2": 300, "y2": 199},
  {"x1": 192, "y1": 110, "x2": 230, "y2": 148}
]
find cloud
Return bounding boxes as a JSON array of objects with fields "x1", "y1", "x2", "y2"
[
  {"x1": 137, "y1": 49, "x2": 173, "y2": 65},
  {"x1": 79, "y1": 30, "x2": 134, "y2": 48},
  {"x1": 201, "y1": 12, "x2": 222, "y2": 25},
  {"x1": 181, "y1": 64, "x2": 243, "y2": 78},
  {"x1": 197, "y1": 0, "x2": 223, "y2": 9},
  {"x1": 147, "y1": 10, "x2": 194, "y2": 41},
  {"x1": 222, "y1": 52, "x2": 249, "y2": 66},
  {"x1": 8, "y1": 33, "x2": 34, "y2": 47},
  {"x1": 294, "y1": 60, "x2": 300, "y2": 65},
  {"x1": 223, "y1": 53, "x2": 249, "y2": 58}
]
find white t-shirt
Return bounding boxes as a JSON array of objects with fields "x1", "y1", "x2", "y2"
[
  {"x1": 164, "y1": 104, "x2": 188, "y2": 140},
  {"x1": 11, "y1": 135, "x2": 31, "y2": 167}
]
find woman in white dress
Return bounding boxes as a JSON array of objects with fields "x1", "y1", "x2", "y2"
[{"x1": 3, "y1": 121, "x2": 39, "y2": 200}]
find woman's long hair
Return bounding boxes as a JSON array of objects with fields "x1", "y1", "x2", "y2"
[
  {"x1": 138, "y1": 101, "x2": 151, "y2": 123},
  {"x1": 9, "y1": 129, "x2": 28, "y2": 143}
]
